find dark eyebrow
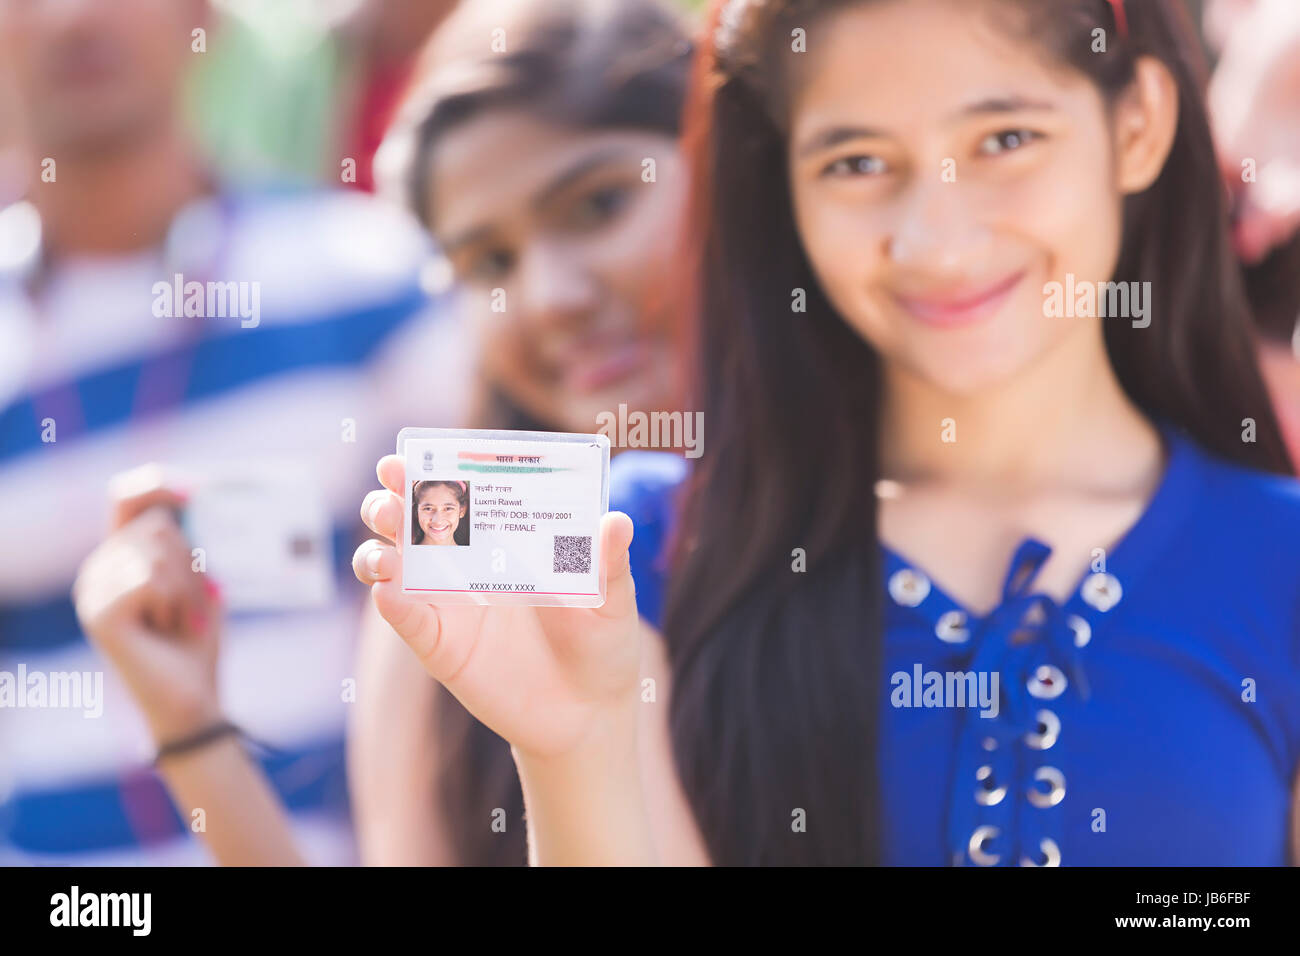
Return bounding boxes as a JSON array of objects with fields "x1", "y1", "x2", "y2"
[
  {"x1": 795, "y1": 97, "x2": 1057, "y2": 160},
  {"x1": 531, "y1": 146, "x2": 638, "y2": 211},
  {"x1": 951, "y1": 95, "x2": 1057, "y2": 119},
  {"x1": 796, "y1": 125, "x2": 889, "y2": 159},
  {"x1": 441, "y1": 146, "x2": 637, "y2": 255},
  {"x1": 440, "y1": 223, "x2": 494, "y2": 258}
]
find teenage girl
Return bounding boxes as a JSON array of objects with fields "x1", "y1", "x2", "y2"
[{"x1": 355, "y1": 0, "x2": 1300, "y2": 865}]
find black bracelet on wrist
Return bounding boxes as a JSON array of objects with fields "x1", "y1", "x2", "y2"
[{"x1": 153, "y1": 720, "x2": 241, "y2": 766}]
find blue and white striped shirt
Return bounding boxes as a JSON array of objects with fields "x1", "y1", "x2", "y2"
[{"x1": 0, "y1": 185, "x2": 469, "y2": 864}]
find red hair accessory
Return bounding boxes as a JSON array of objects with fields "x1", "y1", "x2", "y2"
[
  {"x1": 457, "y1": 480, "x2": 467, "y2": 492},
  {"x1": 1107, "y1": 0, "x2": 1129, "y2": 40}
]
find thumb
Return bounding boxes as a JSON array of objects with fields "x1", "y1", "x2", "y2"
[
  {"x1": 595, "y1": 511, "x2": 637, "y2": 620},
  {"x1": 364, "y1": 547, "x2": 485, "y2": 686},
  {"x1": 368, "y1": 575, "x2": 445, "y2": 673},
  {"x1": 108, "y1": 464, "x2": 188, "y2": 530}
]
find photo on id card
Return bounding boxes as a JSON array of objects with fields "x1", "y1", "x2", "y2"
[{"x1": 398, "y1": 428, "x2": 610, "y2": 607}]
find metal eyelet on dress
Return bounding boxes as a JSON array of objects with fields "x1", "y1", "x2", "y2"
[
  {"x1": 1027, "y1": 664, "x2": 1067, "y2": 699},
  {"x1": 968, "y1": 825, "x2": 1001, "y2": 866},
  {"x1": 1020, "y1": 837, "x2": 1061, "y2": 867},
  {"x1": 1067, "y1": 614, "x2": 1091, "y2": 648},
  {"x1": 975, "y1": 764, "x2": 1007, "y2": 806},
  {"x1": 935, "y1": 610, "x2": 969, "y2": 643},
  {"x1": 1080, "y1": 572, "x2": 1122, "y2": 612},
  {"x1": 888, "y1": 568, "x2": 931, "y2": 607},
  {"x1": 1024, "y1": 709, "x2": 1060, "y2": 750},
  {"x1": 1027, "y1": 766, "x2": 1066, "y2": 808}
]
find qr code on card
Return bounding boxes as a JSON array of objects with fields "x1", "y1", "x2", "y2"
[{"x1": 553, "y1": 535, "x2": 592, "y2": 574}]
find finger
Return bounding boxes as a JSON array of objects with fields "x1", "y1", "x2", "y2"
[
  {"x1": 119, "y1": 510, "x2": 203, "y2": 635},
  {"x1": 169, "y1": 550, "x2": 219, "y2": 640},
  {"x1": 142, "y1": 590, "x2": 184, "y2": 637},
  {"x1": 377, "y1": 455, "x2": 406, "y2": 497},
  {"x1": 595, "y1": 511, "x2": 637, "y2": 620},
  {"x1": 151, "y1": 541, "x2": 196, "y2": 636},
  {"x1": 368, "y1": 578, "x2": 465, "y2": 680},
  {"x1": 108, "y1": 464, "x2": 188, "y2": 530},
  {"x1": 354, "y1": 540, "x2": 482, "y2": 684},
  {"x1": 182, "y1": 576, "x2": 222, "y2": 640},
  {"x1": 72, "y1": 546, "x2": 124, "y2": 649},
  {"x1": 353, "y1": 539, "x2": 399, "y2": 585},
  {"x1": 117, "y1": 546, "x2": 186, "y2": 637},
  {"x1": 125, "y1": 506, "x2": 209, "y2": 611},
  {"x1": 360, "y1": 489, "x2": 404, "y2": 544}
]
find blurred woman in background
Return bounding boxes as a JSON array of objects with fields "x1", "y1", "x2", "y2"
[{"x1": 350, "y1": 0, "x2": 692, "y2": 866}]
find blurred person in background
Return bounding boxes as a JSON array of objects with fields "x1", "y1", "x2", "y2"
[
  {"x1": 192, "y1": 0, "x2": 458, "y2": 190},
  {"x1": 67, "y1": 0, "x2": 693, "y2": 866},
  {"x1": 355, "y1": 0, "x2": 692, "y2": 865},
  {"x1": 338, "y1": 0, "x2": 461, "y2": 192},
  {"x1": 1204, "y1": 0, "x2": 1300, "y2": 464},
  {"x1": 0, "y1": 0, "x2": 465, "y2": 864}
]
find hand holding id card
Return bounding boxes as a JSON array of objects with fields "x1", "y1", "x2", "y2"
[
  {"x1": 398, "y1": 428, "x2": 611, "y2": 607},
  {"x1": 356, "y1": 430, "x2": 638, "y2": 775}
]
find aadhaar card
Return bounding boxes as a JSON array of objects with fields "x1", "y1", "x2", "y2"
[
  {"x1": 181, "y1": 462, "x2": 335, "y2": 611},
  {"x1": 397, "y1": 428, "x2": 610, "y2": 607}
]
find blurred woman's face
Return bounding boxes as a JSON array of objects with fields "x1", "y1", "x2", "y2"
[
  {"x1": 785, "y1": 0, "x2": 1130, "y2": 395},
  {"x1": 428, "y1": 110, "x2": 685, "y2": 432},
  {"x1": 417, "y1": 485, "x2": 463, "y2": 545}
]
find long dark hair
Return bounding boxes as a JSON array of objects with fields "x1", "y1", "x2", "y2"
[
  {"x1": 1245, "y1": 233, "x2": 1300, "y2": 347},
  {"x1": 379, "y1": 0, "x2": 692, "y2": 867},
  {"x1": 662, "y1": 0, "x2": 1295, "y2": 866},
  {"x1": 382, "y1": 0, "x2": 693, "y2": 231}
]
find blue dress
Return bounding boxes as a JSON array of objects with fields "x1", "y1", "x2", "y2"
[{"x1": 610, "y1": 425, "x2": 1300, "y2": 865}]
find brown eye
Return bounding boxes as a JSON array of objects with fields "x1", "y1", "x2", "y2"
[
  {"x1": 567, "y1": 185, "x2": 630, "y2": 231},
  {"x1": 465, "y1": 248, "x2": 514, "y2": 284},
  {"x1": 979, "y1": 129, "x2": 1041, "y2": 156},
  {"x1": 824, "y1": 155, "x2": 887, "y2": 177}
]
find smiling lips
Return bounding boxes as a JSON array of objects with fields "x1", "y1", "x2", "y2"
[
  {"x1": 893, "y1": 271, "x2": 1027, "y2": 328},
  {"x1": 564, "y1": 338, "x2": 652, "y2": 394}
]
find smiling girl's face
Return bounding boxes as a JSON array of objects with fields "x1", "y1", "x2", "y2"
[
  {"x1": 430, "y1": 113, "x2": 685, "y2": 432},
  {"x1": 786, "y1": 0, "x2": 1170, "y2": 395},
  {"x1": 418, "y1": 484, "x2": 465, "y2": 545}
]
